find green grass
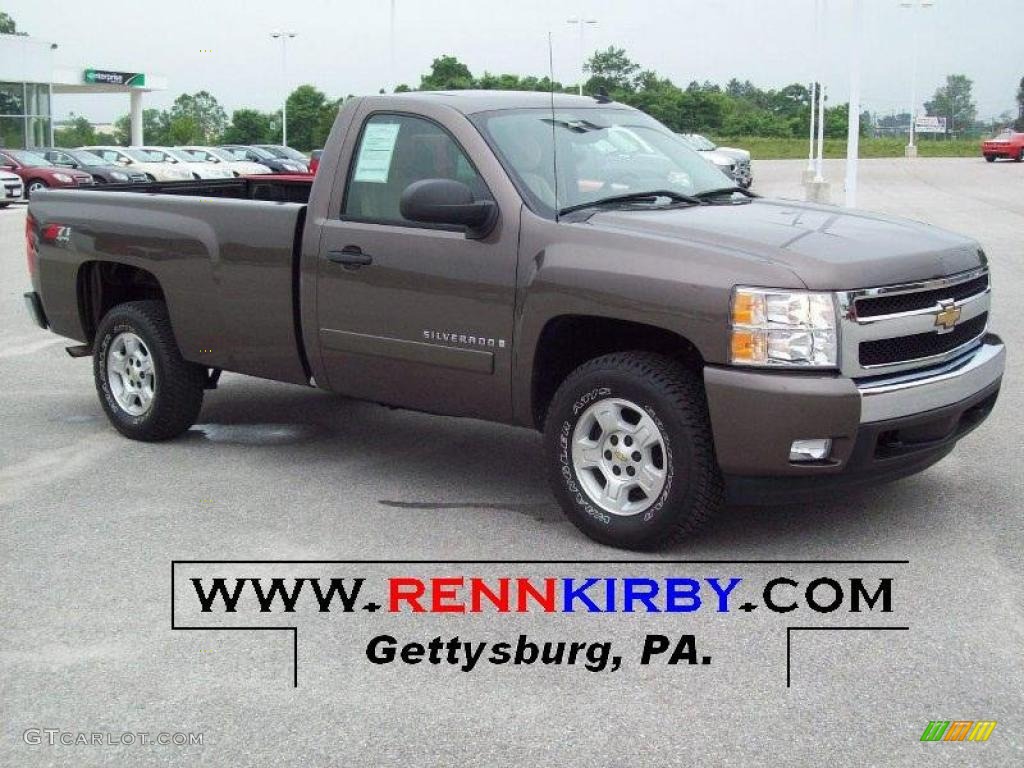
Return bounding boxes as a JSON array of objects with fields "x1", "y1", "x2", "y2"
[{"x1": 710, "y1": 136, "x2": 982, "y2": 160}]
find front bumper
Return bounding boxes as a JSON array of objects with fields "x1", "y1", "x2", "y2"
[{"x1": 704, "y1": 334, "x2": 1004, "y2": 503}]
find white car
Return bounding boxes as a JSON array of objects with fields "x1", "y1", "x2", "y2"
[
  {"x1": 0, "y1": 169, "x2": 23, "y2": 207},
  {"x1": 81, "y1": 146, "x2": 194, "y2": 182},
  {"x1": 140, "y1": 147, "x2": 234, "y2": 180},
  {"x1": 175, "y1": 146, "x2": 271, "y2": 176}
]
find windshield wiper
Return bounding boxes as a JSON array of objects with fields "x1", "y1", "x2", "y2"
[
  {"x1": 558, "y1": 189, "x2": 704, "y2": 217},
  {"x1": 693, "y1": 186, "x2": 757, "y2": 200}
]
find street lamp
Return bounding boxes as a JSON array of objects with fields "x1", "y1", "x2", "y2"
[
  {"x1": 270, "y1": 30, "x2": 297, "y2": 147},
  {"x1": 899, "y1": 0, "x2": 935, "y2": 158},
  {"x1": 566, "y1": 14, "x2": 598, "y2": 95}
]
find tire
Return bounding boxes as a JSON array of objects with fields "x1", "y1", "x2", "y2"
[
  {"x1": 0, "y1": 202, "x2": 10, "y2": 209},
  {"x1": 544, "y1": 351, "x2": 724, "y2": 550},
  {"x1": 26, "y1": 179, "x2": 48, "y2": 198},
  {"x1": 93, "y1": 300, "x2": 206, "y2": 441},
  {"x1": 1016, "y1": 150, "x2": 1024, "y2": 163},
  {"x1": 985, "y1": 155, "x2": 996, "y2": 162}
]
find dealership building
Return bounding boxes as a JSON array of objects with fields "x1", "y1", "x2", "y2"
[{"x1": 1, "y1": 33, "x2": 167, "y2": 148}]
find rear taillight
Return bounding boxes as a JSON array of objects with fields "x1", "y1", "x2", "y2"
[{"x1": 25, "y1": 212, "x2": 38, "y2": 278}]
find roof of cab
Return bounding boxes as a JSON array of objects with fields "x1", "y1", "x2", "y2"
[{"x1": 364, "y1": 90, "x2": 631, "y2": 114}]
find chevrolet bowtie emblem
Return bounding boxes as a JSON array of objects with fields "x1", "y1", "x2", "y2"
[{"x1": 934, "y1": 300, "x2": 961, "y2": 333}]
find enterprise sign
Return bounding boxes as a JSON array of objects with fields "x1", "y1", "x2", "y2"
[{"x1": 83, "y1": 69, "x2": 146, "y2": 87}]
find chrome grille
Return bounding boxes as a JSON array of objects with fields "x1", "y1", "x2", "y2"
[{"x1": 837, "y1": 267, "x2": 990, "y2": 378}]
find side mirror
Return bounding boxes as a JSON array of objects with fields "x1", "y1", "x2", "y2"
[
  {"x1": 58, "y1": 161, "x2": 78, "y2": 168},
  {"x1": 400, "y1": 178, "x2": 496, "y2": 239}
]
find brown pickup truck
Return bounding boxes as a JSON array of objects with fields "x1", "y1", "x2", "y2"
[{"x1": 24, "y1": 91, "x2": 1005, "y2": 549}]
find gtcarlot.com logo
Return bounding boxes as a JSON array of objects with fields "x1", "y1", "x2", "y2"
[{"x1": 920, "y1": 720, "x2": 997, "y2": 742}]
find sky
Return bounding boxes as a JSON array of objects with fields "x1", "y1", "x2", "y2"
[{"x1": 6, "y1": 0, "x2": 1021, "y2": 124}]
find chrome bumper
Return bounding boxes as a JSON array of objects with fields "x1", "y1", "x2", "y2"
[{"x1": 858, "y1": 335, "x2": 1004, "y2": 423}]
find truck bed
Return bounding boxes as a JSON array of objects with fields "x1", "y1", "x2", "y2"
[{"x1": 29, "y1": 181, "x2": 313, "y2": 385}]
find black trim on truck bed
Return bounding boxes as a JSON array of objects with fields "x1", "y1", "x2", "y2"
[{"x1": 89, "y1": 176, "x2": 314, "y2": 204}]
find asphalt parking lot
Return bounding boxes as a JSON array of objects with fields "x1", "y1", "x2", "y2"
[{"x1": 2, "y1": 157, "x2": 1022, "y2": 767}]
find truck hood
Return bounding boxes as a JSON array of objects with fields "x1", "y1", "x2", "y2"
[{"x1": 586, "y1": 198, "x2": 983, "y2": 290}]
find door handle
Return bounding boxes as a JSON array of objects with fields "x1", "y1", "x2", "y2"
[{"x1": 327, "y1": 246, "x2": 373, "y2": 268}]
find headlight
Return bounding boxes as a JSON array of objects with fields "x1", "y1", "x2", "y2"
[
  {"x1": 110, "y1": 172, "x2": 128, "y2": 181},
  {"x1": 53, "y1": 173, "x2": 74, "y2": 183},
  {"x1": 730, "y1": 287, "x2": 838, "y2": 368}
]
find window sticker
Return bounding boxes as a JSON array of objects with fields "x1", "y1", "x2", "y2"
[{"x1": 353, "y1": 122, "x2": 401, "y2": 183}]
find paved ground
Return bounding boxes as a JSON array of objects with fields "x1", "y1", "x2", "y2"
[{"x1": 1, "y1": 158, "x2": 1021, "y2": 767}]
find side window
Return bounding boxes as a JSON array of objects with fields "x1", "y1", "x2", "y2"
[{"x1": 342, "y1": 113, "x2": 490, "y2": 224}]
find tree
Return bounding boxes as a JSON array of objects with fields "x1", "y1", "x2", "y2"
[
  {"x1": 584, "y1": 47, "x2": 640, "y2": 94},
  {"x1": 419, "y1": 55, "x2": 474, "y2": 90},
  {"x1": 1015, "y1": 76, "x2": 1024, "y2": 132},
  {"x1": 168, "y1": 91, "x2": 227, "y2": 144},
  {"x1": 221, "y1": 109, "x2": 276, "y2": 145},
  {"x1": 114, "y1": 109, "x2": 169, "y2": 145},
  {"x1": 284, "y1": 85, "x2": 328, "y2": 150},
  {"x1": 53, "y1": 115, "x2": 97, "y2": 147},
  {"x1": 924, "y1": 74, "x2": 977, "y2": 135},
  {"x1": 0, "y1": 12, "x2": 26, "y2": 35}
]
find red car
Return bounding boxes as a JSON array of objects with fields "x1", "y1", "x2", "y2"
[
  {"x1": 982, "y1": 129, "x2": 1024, "y2": 162},
  {"x1": 309, "y1": 149, "x2": 323, "y2": 174},
  {"x1": 0, "y1": 148, "x2": 95, "y2": 199}
]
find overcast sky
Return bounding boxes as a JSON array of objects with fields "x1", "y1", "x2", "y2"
[{"x1": 7, "y1": 0, "x2": 1021, "y2": 124}]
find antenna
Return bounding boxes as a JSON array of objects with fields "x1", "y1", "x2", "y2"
[{"x1": 548, "y1": 31, "x2": 560, "y2": 220}]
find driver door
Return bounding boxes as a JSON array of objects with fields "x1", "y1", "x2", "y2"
[{"x1": 314, "y1": 111, "x2": 520, "y2": 421}]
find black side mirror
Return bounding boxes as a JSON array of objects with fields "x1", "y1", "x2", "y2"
[{"x1": 400, "y1": 178, "x2": 496, "y2": 239}]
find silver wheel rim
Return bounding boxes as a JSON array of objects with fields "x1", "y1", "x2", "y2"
[
  {"x1": 571, "y1": 397, "x2": 668, "y2": 517},
  {"x1": 28, "y1": 181, "x2": 46, "y2": 196},
  {"x1": 106, "y1": 332, "x2": 156, "y2": 416}
]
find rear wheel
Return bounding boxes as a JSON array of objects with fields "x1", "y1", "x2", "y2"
[
  {"x1": 0, "y1": 202, "x2": 10, "y2": 209},
  {"x1": 94, "y1": 300, "x2": 206, "y2": 441},
  {"x1": 1016, "y1": 149, "x2": 1023, "y2": 162},
  {"x1": 26, "y1": 179, "x2": 48, "y2": 198},
  {"x1": 544, "y1": 351, "x2": 723, "y2": 550},
  {"x1": 985, "y1": 155, "x2": 996, "y2": 162}
]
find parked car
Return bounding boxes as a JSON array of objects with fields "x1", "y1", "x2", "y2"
[
  {"x1": 309, "y1": 149, "x2": 323, "y2": 174},
  {"x1": 25, "y1": 92, "x2": 1004, "y2": 550},
  {"x1": 176, "y1": 146, "x2": 271, "y2": 176},
  {"x1": 981, "y1": 129, "x2": 1024, "y2": 162},
  {"x1": 219, "y1": 145, "x2": 308, "y2": 173},
  {"x1": 140, "y1": 147, "x2": 234, "y2": 179},
  {"x1": 0, "y1": 148, "x2": 94, "y2": 198},
  {"x1": 679, "y1": 133, "x2": 752, "y2": 188},
  {"x1": 41, "y1": 148, "x2": 148, "y2": 184},
  {"x1": 80, "y1": 147, "x2": 194, "y2": 182},
  {"x1": 0, "y1": 168, "x2": 24, "y2": 207},
  {"x1": 254, "y1": 144, "x2": 311, "y2": 172}
]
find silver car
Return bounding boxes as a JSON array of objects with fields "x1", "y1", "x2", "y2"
[{"x1": 680, "y1": 133, "x2": 752, "y2": 189}]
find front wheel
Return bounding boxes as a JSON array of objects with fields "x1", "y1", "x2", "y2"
[
  {"x1": 985, "y1": 155, "x2": 996, "y2": 163},
  {"x1": 544, "y1": 352, "x2": 723, "y2": 550},
  {"x1": 26, "y1": 179, "x2": 48, "y2": 198},
  {"x1": 1016, "y1": 149, "x2": 1024, "y2": 162},
  {"x1": 94, "y1": 300, "x2": 207, "y2": 441}
]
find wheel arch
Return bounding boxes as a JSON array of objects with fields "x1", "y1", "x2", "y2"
[
  {"x1": 527, "y1": 314, "x2": 705, "y2": 429},
  {"x1": 77, "y1": 260, "x2": 166, "y2": 343}
]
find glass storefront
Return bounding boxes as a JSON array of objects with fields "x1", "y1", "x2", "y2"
[{"x1": 0, "y1": 82, "x2": 51, "y2": 149}]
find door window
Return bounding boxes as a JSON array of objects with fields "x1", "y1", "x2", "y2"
[{"x1": 342, "y1": 113, "x2": 490, "y2": 224}]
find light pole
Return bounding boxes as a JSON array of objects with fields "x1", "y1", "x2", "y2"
[
  {"x1": 805, "y1": 0, "x2": 821, "y2": 179},
  {"x1": 566, "y1": 14, "x2": 598, "y2": 95},
  {"x1": 271, "y1": 30, "x2": 297, "y2": 147},
  {"x1": 899, "y1": 0, "x2": 934, "y2": 158},
  {"x1": 844, "y1": 0, "x2": 864, "y2": 208},
  {"x1": 389, "y1": 0, "x2": 396, "y2": 93}
]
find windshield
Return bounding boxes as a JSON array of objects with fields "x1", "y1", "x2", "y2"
[
  {"x1": 207, "y1": 148, "x2": 238, "y2": 163},
  {"x1": 259, "y1": 145, "x2": 306, "y2": 160},
  {"x1": 126, "y1": 148, "x2": 169, "y2": 163},
  {"x1": 67, "y1": 150, "x2": 108, "y2": 165},
  {"x1": 992, "y1": 130, "x2": 1014, "y2": 139},
  {"x1": 473, "y1": 107, "x2": 732, "y2": 216},
  {"x1": 683, "y1": 133, "x2": 717, "y2": 151},
  {"x1": 4, "y1": 149, "x2": 53, "y2": 166},
  {"x1": 165, "y1": 149, "x2": 199, "y2": 163},
  {"x1": 236, "y1": 146, "x2": 274, "y2": 160}
]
